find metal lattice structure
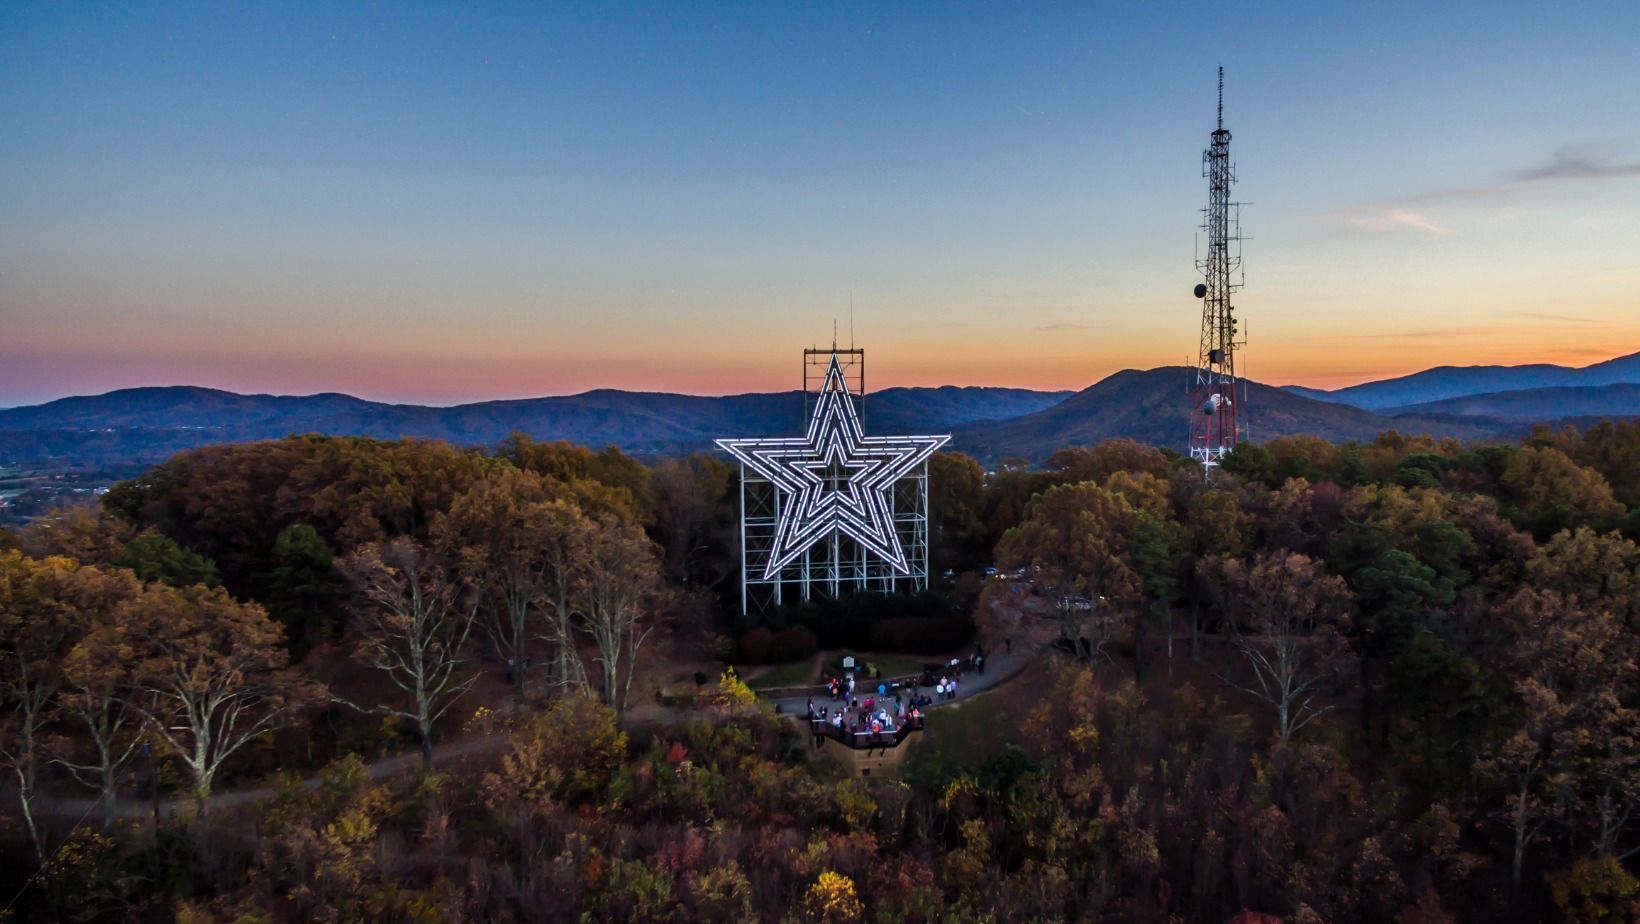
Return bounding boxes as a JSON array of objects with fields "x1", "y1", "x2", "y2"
[
  {"x1": 717, "y1": 349, "x2": 949, "y2": 616},
  {"x1": 1190, "y1": 66, "x2": 1248, "y2": 471}
]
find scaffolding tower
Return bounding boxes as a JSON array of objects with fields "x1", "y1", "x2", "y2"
[{"x1": 721, "y1": 348, "x2": 945, "y2": 617}]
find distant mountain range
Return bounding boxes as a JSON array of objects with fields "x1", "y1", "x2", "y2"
[
  {"x1": 2, "y1": 349, "x2": 1636, "y2": 471},
  {"x1": 0, "y1": 384, "x2": 1072, "y2": 468},
  {"x1": 1382, "y1": 383, "x2": 1640, "y2": 419},
  {"x1": 1282, "y1": 351, "x2": 1640, "y2": 410}
]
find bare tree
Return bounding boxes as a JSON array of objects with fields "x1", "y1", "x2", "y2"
[
  {"x1": 1217, "y1": 551, "x2": 1354, "y2": 744},
  {"x1": 539, "y1": 500, "x2": 593, "y2": 696},
  {"x1": 341, "y1": 537, "x2": 479, "y2": 768}
]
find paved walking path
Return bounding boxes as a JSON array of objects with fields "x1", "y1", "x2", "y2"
[
  {"x1": 16, "y1": 634, "x2": 1048, "y2": 825},
  {"x1": 18, "y1": 730, "x2": 512, "y2": 824},
  {"x1": 763, "y1": 635, "x2": 1042, "y2": 716}
]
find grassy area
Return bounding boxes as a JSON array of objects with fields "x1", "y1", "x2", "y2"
[
  {"x1": 824, "y1": 653, "x2": 928, "y2": 679},
  {"x1": 744, "y1": 650, "x2": 954, "y2": 692},
  {"x1": 906, "y1": 666, "x2": 1047, "y2": 773},
  {"x1": 910, "y1": 689, "x2": 1015, "y2": 767},
  {"x1": 744, "y1": 660, "x2": 818, "y2": 691}
]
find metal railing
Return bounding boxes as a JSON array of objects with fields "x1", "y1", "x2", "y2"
[{"x1": 805, "y1": 714, "x2": 925, "y2": 750}]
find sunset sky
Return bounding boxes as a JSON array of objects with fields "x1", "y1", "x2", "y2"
[{"x1": 3, "y1": 3, "x2": 1638, "y2": 407}]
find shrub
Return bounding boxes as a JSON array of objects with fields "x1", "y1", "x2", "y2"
[
  {"x1": 764, "y1": 591, "x2": 959, "y2": 650},
  {"x1": 738, "y1": 627, "x2": 773, "y2": 663},
  {"x1": 867, "y1": 615, "x2": 975, "y2": 654},
  {"x1": 769, "y1": 625, "x2": 818, "y2": 662}
]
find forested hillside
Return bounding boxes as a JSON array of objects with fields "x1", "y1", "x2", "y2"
[
  {"x1": 1, "y1": 422, "x2": 1638, "y2": 922},
  {"x1": 951, "y1": 367, "x2": 1512, "y2": 462}
]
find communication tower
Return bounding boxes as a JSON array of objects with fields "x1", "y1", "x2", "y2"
[{"x1": 1190, "y1": 67, "x2": 1247, "y2": 470}]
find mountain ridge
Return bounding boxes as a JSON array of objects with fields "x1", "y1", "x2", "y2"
[
  {"x1": 1279, "y1": 350, "x2": 1640, "y2": 410},
  {"x1": 951, "y1": 366, "x2": 1516, "y2": 464},
  {"x1": 1383, "y1": 382, "x2": 1640, "y2": 420},
  {"x1": 4, "y1": 359, "x2": 1637, "y2": 472},
  {"x1": 0, "y1": 383, "x2": 1075, "y2": 466}
]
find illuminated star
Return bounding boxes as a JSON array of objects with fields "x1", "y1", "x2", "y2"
[{"x1": 717, "y1": 356, "x2": 949, "y2": 579}]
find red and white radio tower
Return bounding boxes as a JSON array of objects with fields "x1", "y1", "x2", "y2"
[{"x1": 1190, "y1": 66, "x2": 1247, "y2": 471}]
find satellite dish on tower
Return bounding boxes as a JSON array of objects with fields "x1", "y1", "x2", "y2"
[{"x1": 1193, "y1": 284, "x2": 1207, "y2": 299}]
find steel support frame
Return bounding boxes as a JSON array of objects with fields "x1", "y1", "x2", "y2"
[
  {"x1": 731, "y1": 347, "x2": 936, "y2": 617},
  {"x1": 736, "y1": 461, "x2": 932, "y2": 616}
]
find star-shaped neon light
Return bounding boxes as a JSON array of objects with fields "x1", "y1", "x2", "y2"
[{"x1": 717, "y1": 356, "x2": 950, "y2": 579}]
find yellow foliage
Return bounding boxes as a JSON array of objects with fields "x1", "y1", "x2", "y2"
[
  {"x1": 803, "y1": 870, "x2": 864, "y2": 923},
  {"x1": 939, "y1": 775, "x2": 979, "y2": 812},
  {"x1": 718, "y1": 667, "x2": 759, "y2": 710}
]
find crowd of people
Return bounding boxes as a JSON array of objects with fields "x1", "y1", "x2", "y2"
[{"x1": 803, "y1": 646, "x2": 987, "y2": 746}]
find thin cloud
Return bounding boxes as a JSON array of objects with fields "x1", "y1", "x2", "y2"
[
  {"x1": 1356, "y1": 325, "x2": 1494, "y2": 339},
  {"x1": 1514, "y1": 145, "x2": 1640, "y2": 182},
  {"x1": 1546, "y1": 346, "x2": 1619, "y2": 358},
  {"x1": 1331, "y1": 207, "x2": 1452, "y2": 236},
  {"x1": 1326, "y1": 141, "x2": 1640, "y2": 235},
  {"x1": 1501, "y1": 311, "x2": 1605, "y2": 325}
]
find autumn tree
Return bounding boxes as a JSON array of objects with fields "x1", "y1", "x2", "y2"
[
  {"x1": 804, "y1": 870, "x2": 865, "y2": 923},
  {"x1": 995, "y1": 481, "x2": 1142, "y2": 662},
  {"x1": 481, "y1": 693, "x2": 626, "y2": 815},
  {"x1": 341, "y1": 537, "x2": 478, "y2": 767},
  {"x1": 433, "y1": 467, "x2": 558, "y2": 700},
  {"x1": 497, "y1": 434, "x2": 650, "y2": 520},
  {"x1": 1264, "y1": 434, "x2": 1348, "y2": 486},
  {"x1": 1042, "y1": 439, "x2": 1171, "y2": 492},
  {"x1": 579, "y1": 516, "x2": 663, "y2": 712},
  {"x1": 0, "y1": 552, "x2": 91, "y2": 860},
  {"x1": 1220, "y1": 551, "x2": 1355, "y2": 744},
  {"x1": 18, "y1": 504, "x2": 134, "y2": 566},
  {"x1": 981, "y1": 467, "x2": 1054, "y2": 552},
  {"x1": 1220, "y1": 442, "x2": 1279, "y2": 487},
  {"x1": 646, "y1": 453, "x2": 736, "y2": 590},
  {"x1": 119, "y1": 582, "x2": 310, "y2": 810},
  {"x1": 1128, "y1": 508, "x2": 1182, "y2": 680},
  {"x1": 540, "y1": 499, "x2": 595, "y2": 695},
  {"x1": 105, "y1": 435, "x2": 493, "y2": 594},
  {"x1": 255, "y1": 754, "x2": 392, "y2": 919},
  {"x1": 55, "y1": 567, "x2": 148, "y2": 832},
  {"x1": 1500, "y1": 445, "x2": 1624, "y2": 538},
  {"x1": 1525, "y1": 526, "x2": 1640, "y2": 630},
  {"x1": 927, "y1": 451, "x2": 989, "y2": 574},
  {"x1": 1480, "y1": 589, "x2": 1640, "y2": 889},
  {"x1": 1568, "y1": 419, "x2": 1640, "y2": 509}
]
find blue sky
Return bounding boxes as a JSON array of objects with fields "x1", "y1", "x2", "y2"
[{"x1": 2, "y1": 2, "x2": 1637, "y2": 405}]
